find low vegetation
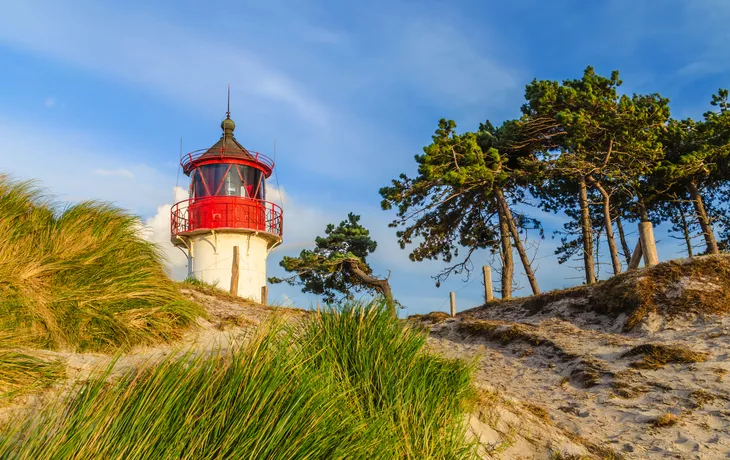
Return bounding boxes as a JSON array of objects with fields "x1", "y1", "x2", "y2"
[
  {"x1": 0, "y1": 302, "x2": 478, "y2": 459},
  {"x1": 622, "y1": 343, "x2": 709, "y2": 370},
  {"x1": 409, "y1": 311, "x2": 451, "y2": 324},
  {"x1": 466, "y1": 254, "x2": 730, "y2": 331},
  {"x1": 0, "y1": 350, "x2": 64, "y2": 399},
  {"x1": 652, "y1": 413, "x2": 680, "y2": 428}
]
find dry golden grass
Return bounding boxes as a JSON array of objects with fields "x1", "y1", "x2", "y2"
[
  {"x1": 589, "y1": 256, "x2": 730, "y2": 330},
  {"x1": 622, "y1": 343, "x2": 709, "y2": 370},
  {"x1": 458, "y1": 320, "x2": 549, "y2": 346},
  {"x1": 523, "y1": 403, "x2": 551, "y2": 422},
  {"x1": 0, "y1": 351, "x2": 64, "y2": 400},
  {"x1": 0, "y1": 175, "x2": 201, "y2": 353},
  {"x1": 689, "y1": 389, "x2": 718, "y2": 409},
  {"x1": 560, "y1": 431, "x2": 625, "y2": 460},
  {"x1": 179, "y1": 278, "x2": 305, "y2": 318},
  {"x1": 652, "y1": 413, "x2": 680, "y2": 427},
  {"x1": 466, "y1": 255, "x2": 730, "y2": 332},
  {"x1": 409, "y1": 311, "x2": 451, "y2": 324}
]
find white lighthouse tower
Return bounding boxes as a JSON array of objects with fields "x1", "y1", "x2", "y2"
[{"x1": 171, "y1": 106, "x2": 283, "y2": 302}]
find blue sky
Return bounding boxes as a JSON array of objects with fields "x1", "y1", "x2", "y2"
[{"x1": 1, "y1": 0, "x2": 728, "y2": 315}]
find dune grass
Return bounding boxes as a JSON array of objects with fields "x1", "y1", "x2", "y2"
[
  {"x1": 0, "y1": 302, "x2": 477, "y2": 459},
  {"x1": 302, "y1": 302, "x2": 476, "y2": 458},
  {"x1": 0, "y1": 174, "x2": 201, "y2": 353},
  {"x1": 0, "y1": 350, "x2": 64, "y2": 399}
]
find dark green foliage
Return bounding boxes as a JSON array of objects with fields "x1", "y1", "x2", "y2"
[
  {"x1": 270, "y1": 213, "x2": 386, "y2": 304},
  {"x1": 380, "y1": 118, "x2": 542, "y2": 287}
]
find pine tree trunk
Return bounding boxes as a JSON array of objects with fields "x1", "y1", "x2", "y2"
[
  {"x1": 615, "y1": 214, "x2": 632, "y2": 265},
  {"x1": 494, "y1": 187, "x2": 540, "y2": 295},
  {"x1": 637, "y1": 196, "x2": 650, "y2": 222},
  {"x1": 688, "y1": 181, "x2": 719, "y2": 255},
  {"x1": 346, "y1": 260, "x2": 396, "y2": 316},
  {"x1": 497, "y1": 201, "x2": 514, "y2": 299},
  {"x1": 678, "y1": 204, "x2": 694, "y2": 257},
  {"x1": 578, "y1": 177, "x2": 596, "y2": 284},
  {"x1": 588, "y1": 177, "x2": 621, "y2": 275}
]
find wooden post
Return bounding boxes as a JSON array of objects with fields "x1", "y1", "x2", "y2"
[
  {"x1": 230, "y1": 246, "x2": 239, "y2": 296},
  {"x1": 638, "y1": 222, "x2": 659, "y2": 267},
  {"x1": 450, "y1": 292, "x2": 456, "y2": 317},
  {"x1": 628, "y1": 240, "x2": 643, "y2": 271},
  {"x1": 261, "y1": 285, "x2": 268, "y2": 305},
  {"x1": 316, "y1": 301, "x2": 321, "y2": 315},
  {"x1": 483, "y1": 266, "x2": 494, "y2": 303}
]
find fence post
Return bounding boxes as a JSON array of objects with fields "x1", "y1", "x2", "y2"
[
  {"x1": 230, "y1": 246, "x2": 239, "y2": 296},
  {"x1": 483, "y1": 266, "x2": 494, "y2": 303},
  {"x1": 261, "y1": 285, "x2": 268, "y2": 305},
  {"x1": 450, "y1": 292, "x2": 456, "y2": 317}
]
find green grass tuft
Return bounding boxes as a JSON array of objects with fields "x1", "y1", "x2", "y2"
[
  {"x1": 0, "y1": 174, "x2": 202, "y2": 352},
  {"x1": 0, "y1": 301, "x2": 477, "y2": 459},
  {"x1": 302, "y1": 302, "x2": 477, "y2": 458}
]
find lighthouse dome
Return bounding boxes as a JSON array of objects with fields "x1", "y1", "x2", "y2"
[{"x1": 221, "y1": 117, "x2": 235, "y2": 134}]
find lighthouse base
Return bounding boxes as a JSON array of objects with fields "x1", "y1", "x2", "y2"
[{"x1": 185, "y1": 232, "x2": 271, "y2": 303}]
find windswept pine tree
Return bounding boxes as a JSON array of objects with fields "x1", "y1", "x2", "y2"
[
  {"x1": 269, "y1": 213, "x2": 396, "y2": 314},
  {"x1": 655, "y1": 90, "x2": 730, "y2": 255},
  {"x1": 522, "y1": 67, "x2": 670, "y2": 282},
  {"x1": 380, "y1": 118, "x2": 544, "y2": 298}
]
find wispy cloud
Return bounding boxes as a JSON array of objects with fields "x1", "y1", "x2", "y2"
[
  {"x1": 44, "y1": 97, "x2": 56, "y2": 108},
  {"x1": 0, "y1": 117, "x2": 173, "y2": 216},
  {"x1": 93, "y1": 168, "x2": 135, "y2": 180},
  {"x1": 0, "y1": 2, "x2": 332, "y2": 127},
  {"x1": 384, "y1": 17, "x2": 520, "y2": 109}
]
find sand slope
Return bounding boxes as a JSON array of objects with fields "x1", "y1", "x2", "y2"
[{"x1": 415, "y1": 255, "x2": 730, "y2": 459}]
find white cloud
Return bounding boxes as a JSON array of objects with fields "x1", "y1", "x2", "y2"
[
  {"x1": 265, "y1": 183, "x2": 337, "y2": 253},
  {"x1": 93, "y1": 168, "x2": 135, "y2": 180},
  {"x1": 44, "y1": 97, "x2": 56, "y2": 108},
  {"x1": 140, "y1": 186, "x2": 189, "y2": 279}
]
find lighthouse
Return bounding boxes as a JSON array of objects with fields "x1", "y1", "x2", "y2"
[{"x1": 171, "y1": 107, "x2": 283, "y2": 302}]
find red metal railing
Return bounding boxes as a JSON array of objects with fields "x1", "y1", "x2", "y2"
[
  {"x1": 181, "y1": 148, "x2": 275, "y2": 175},
  {"x1": 171, "y1": 197, "x2": 283, "y2": 238}
]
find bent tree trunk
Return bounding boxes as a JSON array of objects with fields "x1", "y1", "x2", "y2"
[
  {"x1": 578, "y1": 177, "x2": 596, "y2": 284},
  {"x1": 688, "y1": 181, "x2": 719, "y2": 255},
  {"x1": 678, "y1": 204, "x2": 694, "y2": 257},
  {"x1": 494, "y1": 187, "x2": 540, "y2": 295},
  {"x1": 497, "y1": 201, "x2": 514, "y2": 299},
  {"x1": 346, "y1": 260, "x2": 396, "y2": 316},
  {"x1": 588, "y1": 176, "x2": 621, "y2": 275},
  {"x1": 615, "y1": 214, "x2": 632, "y2": 265}
]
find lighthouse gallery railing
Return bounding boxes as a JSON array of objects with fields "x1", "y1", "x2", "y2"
[{"x1": 171, "y1": 197, "x2": 283, "y2": 238}]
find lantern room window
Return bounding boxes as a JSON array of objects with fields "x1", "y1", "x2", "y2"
[{"x1": 191, "y1": 164, "x2": 265, "y2": 199}]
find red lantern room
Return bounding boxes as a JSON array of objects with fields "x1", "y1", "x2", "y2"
[
  {"x1": 170, "y1": 106, "x2": 283, "y2": 300},
  {"x1": 171, "y1": 113, "x2": 283, "y2": 242}
]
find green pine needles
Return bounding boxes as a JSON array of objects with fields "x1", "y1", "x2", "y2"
[{"x1": 0, "y1": 302, "x2": 477, "y2": 459}]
